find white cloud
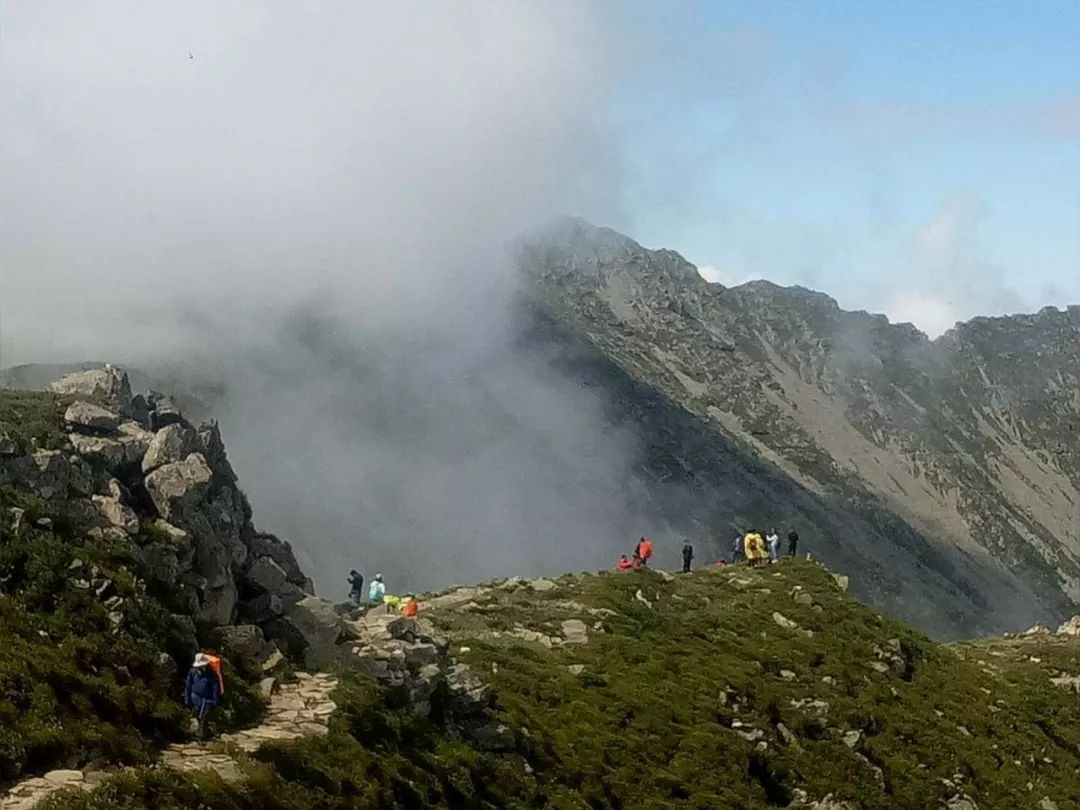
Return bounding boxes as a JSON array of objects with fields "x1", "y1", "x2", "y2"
[
  {"x1": 885, "y1": 290, "x2": 959, "y2": 338},
  {"x1": 697, "y1": 264, "x2": 755, "y2": 287}
]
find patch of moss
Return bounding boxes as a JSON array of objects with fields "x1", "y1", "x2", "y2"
[{"x1": 0, "y1": 390, "x2": 70, "y2": 452}]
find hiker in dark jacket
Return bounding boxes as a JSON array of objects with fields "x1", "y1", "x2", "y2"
[
  {"x1": 184, "y1": 653, "x2": 222, "y2": 741},
  {"x1": 681, "y1": 541, "x2": 694, "y2": 573},
  {"x1": 787, "y1": 528, "x2": 799, "y2": 557},
  {"x1": 347, "y1": 569, "x2": 365, "y2": 604}
]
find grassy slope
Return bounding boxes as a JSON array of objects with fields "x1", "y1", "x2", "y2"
[
  {"x1": 43, "y1": 561, "x2": 1080, "y2": 809},
  {"x1": 0, "y1": 391, "x2": 266, "y2": 786}
]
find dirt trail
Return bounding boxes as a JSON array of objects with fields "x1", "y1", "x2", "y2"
[{"x1": 0, "y1": 672, "x2": 338, "y2": 810}]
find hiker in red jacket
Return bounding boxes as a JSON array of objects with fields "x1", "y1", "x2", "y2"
[
  {"x1": 635, "y1": 537, "x2": 654, "y2": 566},
  {"x1": 617, "y1": 555, "x2": 634, "y2": 572}
]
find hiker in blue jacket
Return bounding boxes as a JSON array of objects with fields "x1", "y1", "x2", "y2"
[{"x1": 184, "y1": 652, "x2": 222, "y2": 740}]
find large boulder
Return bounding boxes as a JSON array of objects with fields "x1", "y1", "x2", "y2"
[
  {"x1": 218, "y1": 624, "x2": 267, "y2": 661},
  {"x1": 144, "y1": 453, "x2": 213, "y2": 521},
  {"x1": 281, "y1": 596, "x2": 343, "y2": 668},
  {"x1": 48, "y1": 366, "x2": 132, "y2": 415},
  {"x1": 64, "y1": 401, "x2": 120, "y2": 433},
  {"x1": 142, "y1": 423, "x2": 197, "y2": 473},
  {"x1": 0, "y1": 432, "x2": 17, "y2": 456},
  {"x1": 248, "y1": 533, "x2": 312, "y2": 591},
  {"x1": 115, "y1": 421, "x2": 154, "y2": 464},
  {"x1": 146, "y1": 391, "x2": 184, "y2": 430},
  {"x1": 68, "y1": 433, "x2": 127, "y2": 469},
  {"x1": 245, "y1": 556, "x2": 289, "y2": 594},
  {"x1": 22, "y1": 450, "x2": 75, "y2": 500},
  {"x1": 92, "y1": 494, "x2": 139, "y2": 535},
  {"x1": 196, "y1": 420, "x2": 237, "y2": 483}
]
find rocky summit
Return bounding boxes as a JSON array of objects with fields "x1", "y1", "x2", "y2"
[{"x1": 516, "y1": 218, "x2": 1080, "y2": 638}]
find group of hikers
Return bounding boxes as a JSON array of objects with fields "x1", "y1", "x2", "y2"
[
  {"x1": 184, "y1": 528, "x2": 802, "y2": 741},
  {"x1": 615, "y1": 528, "x2": 800, "y2": 573},
  {"x1": 347, "y1": 569, "x2": 418, "y2": 617}
]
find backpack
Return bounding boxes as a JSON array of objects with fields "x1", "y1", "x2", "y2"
[{"x1": 206, "y1": 654, "x2": 225, "y2": 696}]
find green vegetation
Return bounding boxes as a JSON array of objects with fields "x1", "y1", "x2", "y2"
[
  {"x1": 0, "y1": 390, "x2": 70, "y2": 452},
  {"x1": 38, "y1": 561, "x2": 1080, "y2": 808},
  {"x1": 0, "y1": 485, "x2": 265, "y2": 786}
]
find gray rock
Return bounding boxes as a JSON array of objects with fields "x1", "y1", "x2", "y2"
[
  {"x1": 68, "y1": 433, "x2": 126, "y2": 469},
  {"x1": 404, "y1": 642, "x2": 439, "y2": 669},
  {"x1": 147, "y1": 392, "x2": 184, "y2": 429},
  {"x1": 246, "y1": 556, "x2": 289, "y2": 594},
  {"x1": 945, "y1": 796, "x2": 978, "y2": 810},
  {"x1": 529, "y1": 578, "x2": 557, "y2": 592},
  {"x1": 115, "y1": 421, "x2": 154, "y2": 464},
  {"x1": 144, "y1": 453, "x2": 213, "y2": 520},
  {"x1": 471, "y1": 722, "x2": 515, "y2": 751},
  {"x1": 0, "y1": 432, "x2": 17, "y2": 456},
  {"x1": 772, "y1": 611, "x2": 799, "y2": 631},
  {"x1": 64, "y1": 401, "x2": 120, "y2": 432},
  {"x1": 258, "y1": 677, "x2": 275, "y2": 698},
  {"x1": 48, "y1": 366, "x2": 132, "y2": 415},
  {"x1": 199, "y1": 579, "x2": 238, "y2": 625},
  {"x1": 832, "y1": 574, "x2": 849, "y2": 592},
  {"x1": 196, "y1": 420, "x2": 237, "y2": 483},
  {"x1": 793, "y1": 591, "x2": 814, "y2": 607},
  {"x1": 92, "y1": 494, "x2": 139, "y2": 534},
  {"x1": 142, "y1": 423, "x2": 197, "y2": 473},
  {"x1": 561, "y1": 618, "x2": 589, "y2": 644},
  {"x1": 282, "y1": 596, "x2": 343, "y2": 668},
  {"x1": 243, "y1": 592, "x2": 284, "y2": 623},
  {"x1": 218, "y1": 624, "x2": 266, "y2": 660},
  {"x1": 842, "y1": 730, "x2": 861, "y2": 748},
  {"x1": 248, "y1": 533, "x2": 310, "y2": 589}
]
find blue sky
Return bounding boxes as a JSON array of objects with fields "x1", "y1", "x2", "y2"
[{"x1": 605, "y1": 1, "x2": 1080, "y2": 335}]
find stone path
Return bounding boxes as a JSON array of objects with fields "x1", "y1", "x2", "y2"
[{"x1": 0, "y1": 672, "x2": 338, "y2": 810}]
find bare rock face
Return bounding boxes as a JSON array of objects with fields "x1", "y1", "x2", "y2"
[
  {"x1": 64, "y1": 401, "x2": 120, "y2": 432},
  {"x1": 5, "y1": 365, "x2": 327, "y2": 672},
  {"x1": 145, "y1": 454, "x2": 214, "y2": 521},
  {"x1": 142, "y1": 423, "x2": 197, "y2": 473},
  {"x1": 278, "y1": 596, "x2": 343, "y2": 669},
  {"x1": 49, "y1": 366, "x2": 133, "y2": 415}
]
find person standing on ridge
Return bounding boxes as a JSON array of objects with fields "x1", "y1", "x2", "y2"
[
  {"x1": 368, "y1": 573, "x2": 386, "y2": 605},
  {"x1": 681, "y1": 540, "x2": 694, "y2": 573},
  {"x1": 766, "y1": 529, "x2": 780, "y2": 564},
  {"x1": 732, "y1": 533, "x2": 744, "y2": 564},
  {"x1": 347, "y1": 569, "x2": 365, "y2": 604},
  {"x1": 788, "y1": 528, "x2": 799, "y2": 557},
  {"x1": 184, "y1": 652, "x2": 222, "y2": 741},
  {"x1": 635, "y1": 537, "x2": 654, "y2": 566}
]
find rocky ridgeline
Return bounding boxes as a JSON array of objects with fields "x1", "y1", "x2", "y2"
[
  {"x1": 0, "y1": 365, "x2": 343, "y2": 673},
  {"x1": 0, "y1": 366, "x2": 498, "y2": 728}
]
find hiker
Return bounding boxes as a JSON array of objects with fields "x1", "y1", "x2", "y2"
[
  {"x1": 635, "y1": 537, "x2": 654, "y2": 566},
  {"x1": 766, "y1": 529, "x2": 780, "y2": 563},
  {"x1": 347, "y1": 569, "x2": 365, "y2": 604},
  {"x1": 402, "y1": 593, "x2": 419, "y2": 618},
  {"x1": 617, "y1": 554, "x2": 634, "y2": 572},
  {"x1": 681, "y1": 541, "x2": 694, "y2": 573},
  {"x1": 742, "y1": 532, "x2": 756, "y2": 566},
  {"x1": 184, "y1": 652, "x2": 222, "y2": 741},
  {"x1": 788, "y1": 528, "x2": 799, "y2": 557},
  {"x1": 368, "y1": 573, "x2": 386, "y2": 604},
  {"x1": 732, "y1": 534, "x2": 744, "y2": 564}
]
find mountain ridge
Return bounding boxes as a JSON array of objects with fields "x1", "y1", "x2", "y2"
[{"x1": 518, "y1": 218, "x2": 1080, "y2": 637}]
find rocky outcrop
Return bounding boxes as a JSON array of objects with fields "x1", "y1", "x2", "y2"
[
  {"x1": 47, "y1": 365, "x2": 133, "y2": 415},
  {"x1": 2, "y1": 366, "x2": 317, "y2": 668}
]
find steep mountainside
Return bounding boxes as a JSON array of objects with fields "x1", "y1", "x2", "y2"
[{"x1": 518, "y1": 219, "x2": 1080, "y2": 637}]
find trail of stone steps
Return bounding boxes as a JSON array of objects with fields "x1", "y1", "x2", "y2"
[{"x1": 0, "y1": 672, "x2": 338, "y2": 810}]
